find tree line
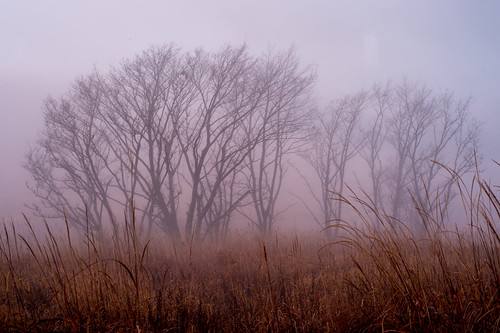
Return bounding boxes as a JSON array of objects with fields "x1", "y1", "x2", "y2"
[{"x1": 25, "y1": 44, "x2": 479, "y2": 242}]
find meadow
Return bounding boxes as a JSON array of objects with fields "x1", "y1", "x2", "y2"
[{"x1": 1, "y1": 166, "x2": 499, "y2": 332}]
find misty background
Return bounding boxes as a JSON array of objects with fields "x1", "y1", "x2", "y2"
[{"x1": 1, "y1": 1, "x2": 499, "y2": 230}]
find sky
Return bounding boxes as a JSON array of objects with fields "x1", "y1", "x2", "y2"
[{"x1": 0, "y1": 1, "x2": 499, "y2": 221}]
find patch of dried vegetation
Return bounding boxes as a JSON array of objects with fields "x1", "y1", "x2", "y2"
[{"x1": 0, "y1": 163, "x2": 499, "y2": 332}]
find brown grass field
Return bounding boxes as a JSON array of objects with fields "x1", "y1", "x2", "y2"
[{"x1": 1, "y1": 166, "x2": 499, "y2": 332}]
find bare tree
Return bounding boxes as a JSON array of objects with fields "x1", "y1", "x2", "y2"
[
  {"x1": 173, "y1": 45, "x2": 268, "y2": 241},
  {"x1": 300, "y1": 79, "x2": 479, "y2": 233},
  {"x1": 27, "y1": 43, "x2": 477, "y2": 241},
  {"x1": 202, "y1": 167, "x2": 248, "y2": 243},
  {"x1": 25, "y1": 73, "x2": 118, "y2": 239},
  {"x1": 359, "y1": 83, "x2": 390, "y2": 216},
  {"x1": 365, "y1": 80, "x2": 480, "y2": 228},
  {"x1": 101, "y1": 45, "x2": 192, "y2": 239},
  {"x1": 26, "y1": 45, "x2": 198, "y2": 240},
  {"x1": 242, "y1": 48, "x2": 316, "y2": 237},
  {"x1": 300, "y1": 91, "x2": 369, "y2": 234},
  {"x1": 27, "y1": 44, "x2": 317, "y2": 241}
]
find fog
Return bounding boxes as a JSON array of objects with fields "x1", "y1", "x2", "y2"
[{"x1": 1, "y1": 1, "x2": 499, "y2": 235}]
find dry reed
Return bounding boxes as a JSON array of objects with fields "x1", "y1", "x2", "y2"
[{"x1": 0, "y1": 164, "x2": 499, "y2": 332}]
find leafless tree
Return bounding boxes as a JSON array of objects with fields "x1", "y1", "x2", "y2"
[
  {"x1": 25, "y1": 73, "x2": 118, "y2": 239},
  {"x1": 174, "y1": 45, "x2": 266, "y2": 241},
  {"x1": 300, "y1": 91, "x2": 369, "y2": 234},
  {"x1": 26, "y1": 46, "x2": 193, "y2": 240},
  {"x1": 100, "y1": 45, "x2": 192, "y2": 239},
  {"x1": 365, "y1": 80, "x2": 480, "y2": 228},
  {"x1": 26, "y1": 43, "x2": 478, "y2": 241},
  {"x1": 26, "y1": 44, "x2": 318, "y2": 241},
  {"x1": 359, "y1": 83, "x2": 390, "y2": 216},
  {"x1": 300, "y1": 79, "x2": 479, "y2": 233},
  {"x1": 242, "y1": 48, "x2": 316, "y2": 237},
  {"x1": 202, "y1": 167, "x2": 248, "y2": 243}
]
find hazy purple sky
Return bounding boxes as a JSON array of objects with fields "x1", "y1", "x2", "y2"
[{"x1": 1, "y1": 1, "x2": 499, "y2": 219}]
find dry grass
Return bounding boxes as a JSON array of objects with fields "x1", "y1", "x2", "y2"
[{"x1": 1, "y1": 167, "x2": 499, "y2": 332}]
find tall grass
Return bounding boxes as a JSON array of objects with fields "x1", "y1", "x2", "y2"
[{"x1": 0, "y1": 164, "x2": 499, "y2": 332}]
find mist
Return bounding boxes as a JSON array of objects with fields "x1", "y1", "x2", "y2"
[
  {"x1": 3, "y1": 3, "x2": 500, "y2": 331},
  {"x1": 1, "y1": 1, "x2": 499, "y2": 234}
]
